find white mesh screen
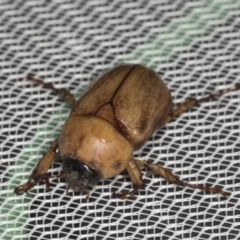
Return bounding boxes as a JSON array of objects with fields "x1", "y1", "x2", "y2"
[{"x1": 0, "y1": 0, "x2": 240, "y2": 239}]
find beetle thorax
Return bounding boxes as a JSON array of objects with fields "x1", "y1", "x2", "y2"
[{"x1": 58, "y1": 115, "x2": 133, "y2": 179}]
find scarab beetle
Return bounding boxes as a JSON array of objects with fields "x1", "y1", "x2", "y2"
[{"x1": 14, "y1": 64, "x2": 240, "y2": 199}]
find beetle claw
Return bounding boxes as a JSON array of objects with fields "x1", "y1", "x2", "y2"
[
  {"x1": 14, "y1": 185, "x2": 25, "y2": 195},
  {"x1": 112, "y1": 189, "x2": 138, "y2": 200},
  {"x1": 14, "y1": 183, "x2": 33, "y2": 195}
]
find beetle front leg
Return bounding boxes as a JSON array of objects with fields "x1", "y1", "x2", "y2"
[
  {"x1": 14, "y1": 138, "x2": 59, "y2": 195},
  {"x1": 112, "y1": 159, "x2": 144, "y2": 200},
  {"x1": 23, "y1": 75, "x2": 77, "y2": 105},
  {"x1": 134, "y1": 159, "x2": 229, "y2": 198}
]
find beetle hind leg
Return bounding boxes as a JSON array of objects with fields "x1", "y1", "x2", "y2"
[
  {"x1": 162, "y1": 83, "x2": 240, "y2": 125},
  {"x1": 134, "y1": 159, "x2": 229, "y2": 198},
  {"x1": 23, "y1": 75, "x2": 76, "y2": 105}
]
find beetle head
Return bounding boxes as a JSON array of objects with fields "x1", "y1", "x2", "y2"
[{"x1": 62, "y1": 158, "x2": 101, "y2": 191}]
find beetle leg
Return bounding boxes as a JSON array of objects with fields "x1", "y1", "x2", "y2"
[
  {"x1": 126, "y1": 159, "x2": 144, "y2": 189},
  {"x1": 55, "y1": 171, "x2": 66, "y2": 179},
  {"x1": 134, "y1": 159, "x2": 229, "y2": 198},
  {"x1": 112, "y1": 159, "x2": 144, "y2": 200},
  {"x1": 65, "y1": 183, "x2": 90, "y2": 201},
  {"x1": 112, "y1": 189, "x2": 138, "y2": 200},
  {"x1": 14, "y1": 138, "x2": 59, "y2": 195},
  {"x1": 162, "y1": 83, "x2": 240, "y2": 125},
  {"x1": 23, "y1": 75, "x2": 77, "y2": 105}
]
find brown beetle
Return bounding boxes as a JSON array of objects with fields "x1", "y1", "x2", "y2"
[{"x1": 14, "y1": 64, "x2": 240, "y2": 199}]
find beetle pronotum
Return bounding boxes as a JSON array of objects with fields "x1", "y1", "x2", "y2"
[{"x1": 15, "y1": 64, "x2": 240, "y2": 199}]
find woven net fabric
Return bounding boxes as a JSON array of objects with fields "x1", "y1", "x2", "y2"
[{"x1": 0, "y1": 0, "x2": 240, "y2": 239}]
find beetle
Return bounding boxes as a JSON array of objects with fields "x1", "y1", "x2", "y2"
[{"x1": 14, "y1": 64, "x2": 240, "y2": 199}]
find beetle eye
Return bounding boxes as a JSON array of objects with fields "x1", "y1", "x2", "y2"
[{"x1": 63, "y1": 158, "x2": 101, "y2": 188}]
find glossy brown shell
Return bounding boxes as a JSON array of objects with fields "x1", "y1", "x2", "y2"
[{"x1": 71, "y1": 64, "x2": 173, "y2": 149}]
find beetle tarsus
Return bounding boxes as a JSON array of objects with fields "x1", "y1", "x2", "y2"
[
  {"x1": 163, "y1": 83, "x2": 240, "y2": 125},
  {"x1": 197, "y1": 83, "x2": 240, "y2": 103},
  {"x1": 23, "y1": 75, "x2": 76, "y2": 105},
  {"x1": 112, "y1": 189, "x2": 138, "y2": 200},
  {"x1": 176, "y1": 180, "x2": 230, "y2": 198}
]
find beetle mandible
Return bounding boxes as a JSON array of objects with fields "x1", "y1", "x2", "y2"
[{"x1": 14, "y1": 64, "x2": 240, "y2": 199}]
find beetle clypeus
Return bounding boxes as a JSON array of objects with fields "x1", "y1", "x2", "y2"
[{"x1": 14, "y1": 64, "x2": 240, "y2": 199}]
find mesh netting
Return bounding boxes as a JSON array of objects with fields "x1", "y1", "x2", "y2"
[{"x1": 0, "y1": 0, "x2": 240, "y2": 239}]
